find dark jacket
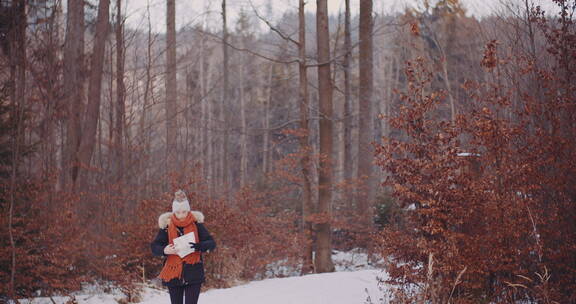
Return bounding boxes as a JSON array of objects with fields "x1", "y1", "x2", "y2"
[{"x1": 151, "y1": 211, "x2": 216, "y2": 287}]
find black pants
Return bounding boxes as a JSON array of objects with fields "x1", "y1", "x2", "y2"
[{"x1": 168, "y1": 284, "x2": 202, "y2": 304}]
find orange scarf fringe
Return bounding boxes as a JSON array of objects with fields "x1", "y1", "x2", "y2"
[{"x1": 158, "y1": 212, "x2": 201, "y2": 282}]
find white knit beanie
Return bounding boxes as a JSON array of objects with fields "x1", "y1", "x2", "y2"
[{"x1": 172, "y1": 190, "x2": 191, "y2": 213}]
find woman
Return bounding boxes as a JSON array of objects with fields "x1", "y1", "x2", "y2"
[{"x1": 151, "y1": 190, "x2": 216, "y2": 304}]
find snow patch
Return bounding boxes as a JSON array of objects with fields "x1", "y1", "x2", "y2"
[{"x1": 14, "y1": 251, "x2": 389, "y2": 304}]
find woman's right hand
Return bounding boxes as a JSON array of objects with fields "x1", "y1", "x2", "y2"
[{"x1": 164, "y1": 244, "x2": 177, "y2": 255}]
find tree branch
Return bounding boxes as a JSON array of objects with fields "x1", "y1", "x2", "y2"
[
  {"x1": 248, "y1": 0, "x2": 300, "y2": 46},
  {"x1": 200, "y1": 29, "x2": 301, "y2": 65}
]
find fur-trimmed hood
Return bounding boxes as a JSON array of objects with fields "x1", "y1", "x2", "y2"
[{"x1": 158, "y1": 211, "x2": 205, "y2": 229}]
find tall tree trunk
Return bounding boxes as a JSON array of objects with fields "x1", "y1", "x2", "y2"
[
  {"x1": 315, "y1": 0, "x2": 335, "y2": 273},
  {"x1": 138, "y1": 0, "x2": 154, "y2": 196},
  {"x1": 343, "y1": 0, "x2": 354, "y2": 209},
  {"x1": 375, "y1": 51, "x2": 392, "y2": 185},
  {"x1": 192, "y1": 67, "x2": 201, "y2": 176},
  {"x1": 262, "y1": 63, "x2": 273, "y2": 175},
  {"x1": 108, "y1": 48, "x2": 114, "y2": 177},
  {"x1": 198, "y1": 22, "x2": 215, "y2": 198},
  {"x1": 239, "y1": 52, "x2": 247, "y2": 189},
  {"x1": 379, "y1": 55, "x2": 396, "y2": 185},
  {"x1": 114, "y1": 0, "x2": 125, "y2": 182},
  {"x1": 8, "y1": 0, "x2": 26, "y2": 298},
  {"x1": 43, "y1": 2, "x2": 61, "y2": 180},
  {"x1": 190, "y1": 67, "x2": 200, "y2": 170},
  {"x1": 382, "y1": 56, "x2": 396, "y2": 140},
  {"x1": 62, "y1": 0, "x2": 85, "y2": 188},
  {"x1": 298, "y1": 0, "x2": 314, "y2": 275},
  {"x1": 358, "y1": 0, "x2": 374, "y2": 228},
  {"x1": 199, "y1": 26, "x2": 207, "y2": 183},
  {"x1": 183, "y1": 69, "x2": 191, "y2": 166},
  {"x1": 221, "y1": 0, "x2": 230, "y2": 195},
  {"x1": 165, "y1": 0, "x2": 178, "y2": 177},
  {"x1": 76, "y1": 0, "x2": 111, "y2": 189},
  {"x1": 207, "y1": 60, "x2": 216, "y2": 198},
  {"x1": 334, "y1": 6, "x2": 347, "y2": 215}
]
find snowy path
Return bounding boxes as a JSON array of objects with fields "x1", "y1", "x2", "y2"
[
  {"x1": 141, "y1": 269, "x2": 386, "y2": 304},
  {"x1": 20, "y1": 270, "x2": 386, "y2": 304},
  {"x1": 19, "y1": 251, "x2": 389, "y2": 304}
]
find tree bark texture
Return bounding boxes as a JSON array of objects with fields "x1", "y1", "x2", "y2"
[
  {"x1": 165, "y1": 0, "x2": 178, "y2": 176},
  {"x1": 358, "y1": 0, "x2": 375, "y2": 226},
  {"x1": 344, "y1": 0, "x2": 354, "y2": 209},
  {"x1": 299, "y1": 0, "x2": 315, "y2": 275},
  {"x1": 62, "y1": 0, "x2": 85, "y2": 187},
  {"x1": 315, "y1": 0, "x2": 335, "y2": 273},
  {"x1": 76, "y1": 0, "x2": 110, "y2": 190},
  {"x1": 115, "y1": 0, "x2": 126, "y2": 182},
  {"x1": 221, "y1": 0, "x2": 230, "y2": 194},
  {"x1": 8, "y1": 0, "x2": 26, "y2": 298}
]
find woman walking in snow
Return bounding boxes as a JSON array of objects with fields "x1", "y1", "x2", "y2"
[{"x1": 151, "y1": 190, "x2": 216, "y2": 304}]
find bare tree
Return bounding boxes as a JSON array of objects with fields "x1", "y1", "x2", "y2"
[
  {"x1": 197, "y1": 11, "x2": 215, "y2": 198},
  {"x1": 315, "y1": 0, "x2": 335, "y2": 273},
  {"x1": 333, "y1": 6, "x2": 346, "y2": 221},
  {"x1": 262, "y1": 63, "x2": 273, "y2": 175},
  {"x1": 416, "y1": 2, "x2": 463, "y2": 123},
  {"x1": 137, "y1": 0, "x2": 155, "y2": 196},
  {"x1": 62, "y1": 0, "x2": 85, "y2": 187},
  {"x1": 358, "y1": 0, "x2": 375, "y2": 227},
  {"x1": 239, "y1": 39, "x2": 248, "y2": 188},
  {"x1": 8, "y1": 0, "x2": 26, "y2": 298},
  {"x1": 165, "y1": 0, "x2": 178, "y2": 176},
  {"x1": 76, "y1": 0, "x2": 111, "y2": 189},
  {"x1": 248, "y1": 0, "x2": 317, "y2": 272},
  {"x1": 35, "y1": 1, "x2": 62, "y2": 181},
  {"x1": 114, "y1": 0, "x2": 125, "y2": 182},
  {"x1": 343, "y1": 0, "x2": 354, "y2": 209},
  {"x1": 298, "y1": 0, "x2": 315, "y2": 275},
  {"x1": 206, "y1": 51, "x2": 217, "y2": 199},
  {"x1": 221, "y1": 0, "x2": 230, "y2": 194}
]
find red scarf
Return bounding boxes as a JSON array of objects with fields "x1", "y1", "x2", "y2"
[{"x1": 158, "y1": 212, "x2": 201, "y2": 282}]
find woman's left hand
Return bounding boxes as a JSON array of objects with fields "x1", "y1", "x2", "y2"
[{"x1": 189, "y1": 242, "x2": 200, "y2": 251}]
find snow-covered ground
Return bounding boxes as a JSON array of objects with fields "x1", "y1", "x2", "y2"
[
  {"x1": 260, "y1": 249, "x2": 383, "y2": 278},
  {"x1": 145, "y1": 269, "x2": 385, "y2": 304},
  {"x1": 17, "y1": 251, "x2": 390, "y2": 304}
]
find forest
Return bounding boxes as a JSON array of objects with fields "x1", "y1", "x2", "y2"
[{"x1": 0, "y1": 0, "x2": 575, "y2": 303}]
